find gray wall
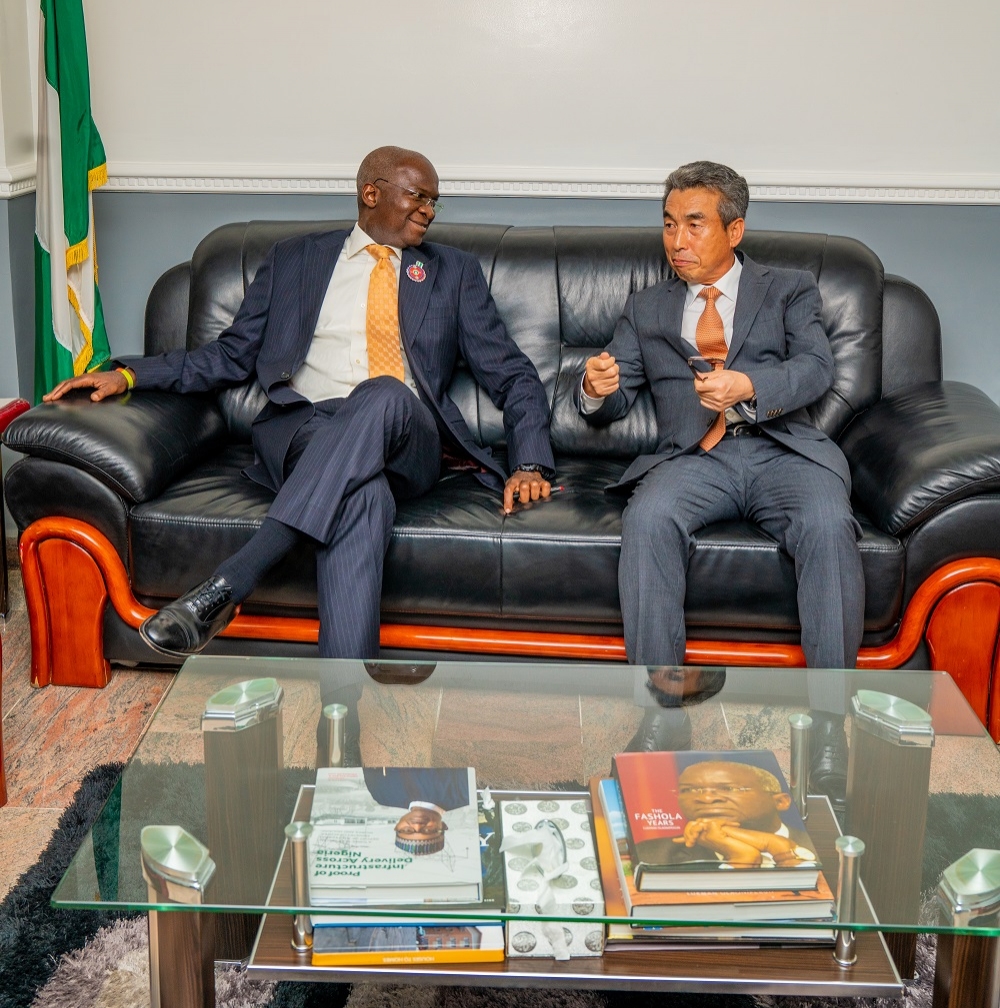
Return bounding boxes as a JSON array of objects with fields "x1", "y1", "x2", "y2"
[
  {"x1": 6, "y1": 191, "x2": 1000, "y2": 404},
  {"x1": 1, "y1": 192, "x2": 35, "y2": 400},
  {"x1": 0, "y1": 198, "x2": 17, "y2": 399}
]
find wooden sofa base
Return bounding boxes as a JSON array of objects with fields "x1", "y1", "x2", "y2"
[{"x1": 19, "y1": 517, "x2": 1000, "y2": 741}]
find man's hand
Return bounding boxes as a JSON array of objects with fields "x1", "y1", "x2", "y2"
[
  {"x1": 693, "y1": 369, "x2": 754, "y2": 412},
  {"x1": 42, "y1": 370, "x2": 130, "y2": 403},
  {"x1": 717, "y1": 825, "x2": 813, "y2": 866},
  {"x1": 583, "y1": 352, "x2": 619, "y2": 398},
  {"x1": 503, "y1": 470, "x2": 552, "y2": 514},
  {"x1": 672, "y1": 817, "x2": 766, "y2": 867}
]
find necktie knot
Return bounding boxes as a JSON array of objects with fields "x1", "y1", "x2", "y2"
[
  {"x1": 366, "y1": 244, "x2": 394, "y2": 262},
  {"x1": 699, "y1": 285, "x2": 722, "y2": 304}
]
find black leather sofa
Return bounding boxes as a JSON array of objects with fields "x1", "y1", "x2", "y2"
[{"x1": 6, "y1": 221, "x2": 1000, "y2": 736}]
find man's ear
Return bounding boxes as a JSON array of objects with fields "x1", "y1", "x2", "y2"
[
  {"x1": 728, "y1": 217, "x2": 745, "y2": 248},
  {"x1": 360, "y1": 182, "x2": 379, "y2": 209},
  {"x1": 773, "y1": 792, "x2": 792, "y2": 812}
]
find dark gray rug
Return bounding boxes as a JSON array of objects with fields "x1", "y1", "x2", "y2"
[{"x1": 1, "y1": 763, "x2": 943, "y2": 1007}]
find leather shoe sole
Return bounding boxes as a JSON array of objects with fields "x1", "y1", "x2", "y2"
[{"x1": 139, "y1": 575, "x2": 237, "y2": 658}]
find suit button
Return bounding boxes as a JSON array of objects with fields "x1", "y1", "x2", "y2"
[{"x1": 280, "y1": 371, "x2": 291, "y2": 380}]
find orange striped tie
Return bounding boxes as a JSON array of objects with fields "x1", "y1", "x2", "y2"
[
  {"x1": 365, "y1": 245, "x2": 405, "y2": 382},
  {"x1": 695, "y1": 286, "x2": 728, "y2": 451}
]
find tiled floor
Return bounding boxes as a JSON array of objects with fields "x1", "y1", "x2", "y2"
[{"x1": 0, "y1": 548, "x2": 173, "y2": 899}]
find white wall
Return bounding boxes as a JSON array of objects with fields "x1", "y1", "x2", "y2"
[
  {"x1": 72, "y1": 0, "x2": 999, "y2": 203},
  {"x1": 0, "y1": 0, "x2": 33, "y2": 193}
]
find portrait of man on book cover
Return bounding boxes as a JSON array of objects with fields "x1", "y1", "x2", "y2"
[
  {"x1": 643, "y1": 756, "x2": 817, "y2": 870},
  {"x1": 362, "y1": 767, "x2": 471, "y2": 856},
  {"x1": 309, "y1": 766, "x2": 481, "y2": 898}
]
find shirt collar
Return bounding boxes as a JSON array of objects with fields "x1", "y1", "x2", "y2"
[
  {"x1": 345, "y1": 223, "x2": 401, "y2": 260},
  {"x1": 688, "y1": 254, "x2": 742, "y2": 303}
]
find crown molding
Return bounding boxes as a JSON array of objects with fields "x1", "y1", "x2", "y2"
[
  {"x1": 5, "y1": 162, "x2": 1000, "y2": 204},
  {"x1": 0, "y1": 161, "x2": 37, "y2": 198}
]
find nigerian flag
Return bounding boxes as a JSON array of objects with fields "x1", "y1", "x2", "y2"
[{"x1": 34, "y1": 0, "x2": 110, "y2": 403}]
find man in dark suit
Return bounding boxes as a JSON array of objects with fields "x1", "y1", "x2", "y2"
[
  {"x1": 45, "y1": 146, "x2": 555, "y2": 660},
  {"x1": 363, "y1": 766, "x2": 471, "y2": 855},
  {"x1": 580, "y1": 161, "x2": 864, "y2": 673}
]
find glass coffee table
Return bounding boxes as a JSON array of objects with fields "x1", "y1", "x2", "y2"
[{"x1": 53, "y1": 656, "x2": 1000, "y2": 1008}]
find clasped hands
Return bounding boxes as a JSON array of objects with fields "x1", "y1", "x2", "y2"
[
  {"x1": 673, "y1": 817, "x2": 807, "y2": 868},
  {"x1": 583, "y1": 351, "x2": 755, "y2": 412}
]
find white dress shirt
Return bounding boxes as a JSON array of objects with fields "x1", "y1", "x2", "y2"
[
  {"x1": 581, "y1": 255, "x2": 755, "y2": 420},
  {"x1": 290, "y1": 224, "x2": 418, "y2": 403}
]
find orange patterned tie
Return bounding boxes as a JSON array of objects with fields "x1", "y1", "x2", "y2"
[
  {"x1": 695, "y1": 286, "x2": 728, "y2": 451},
  {"x1": 365, "y1": 245, "x2": 405, "y2": 382}
]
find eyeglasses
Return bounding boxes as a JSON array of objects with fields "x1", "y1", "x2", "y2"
[
  {"x1": 677, "y1": 785, "x2": 756, "y2": 796},
  {"x1": 374, "y1": 178, "x2": 442, "y2": 213},
  {"x1": 396, "y1": 825, "x2": 447, "y2": 836}
]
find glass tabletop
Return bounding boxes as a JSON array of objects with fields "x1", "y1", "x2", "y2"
[{"x1": 52, "y1": 655, "x2": 1000, "y2": 936}]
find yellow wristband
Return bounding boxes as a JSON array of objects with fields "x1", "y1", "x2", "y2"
[{"x1": 116, "y1": 367, "x2": 135, "y2": 390}]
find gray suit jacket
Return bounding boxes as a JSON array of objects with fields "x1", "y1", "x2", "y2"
[{"x1": 580, "y1": 252, "x2": 850, "y2": 492}]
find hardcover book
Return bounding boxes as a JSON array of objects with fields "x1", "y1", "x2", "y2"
[
  {"x1": 309, "y1": 766, "x2": 481, "y2": 904},
  {"x1": 611, "y1": 751, "x2": 822, "y2": 892},
  {"x1": 594, "y1": 778, "x2": 834, "y2": 925},
  {"x1": 310, "y1": 790, "x2": 505, "y2": 926},
  {"x1": 311, "y1": 922, "x2": 505, "y2": 966}
]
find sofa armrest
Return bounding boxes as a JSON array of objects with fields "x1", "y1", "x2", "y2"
[
  {"x1": 1, "y1": 389, "x2": 229, "y2": 504},
  {"x1": 840, "y1": 381, "x2": 1000, "y2": 537}
]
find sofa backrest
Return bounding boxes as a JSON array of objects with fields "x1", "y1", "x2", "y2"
[{"x1": 146, "y1": 221, "x2": 927, "y2": 452}]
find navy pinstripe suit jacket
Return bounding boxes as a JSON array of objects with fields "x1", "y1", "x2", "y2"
[
  {"x1": 125, "y1": 229, "x2": 554, "y2": 493},
  {"x1": 580, "y1": 252, "x2": 851, "y2": 492}
]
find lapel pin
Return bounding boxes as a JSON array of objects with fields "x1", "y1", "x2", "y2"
[{"x1": 406, "y1": 262, "x2": 427, "y2": 283}]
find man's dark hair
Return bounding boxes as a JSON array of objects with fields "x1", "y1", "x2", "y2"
[{"x1": 663, "y1": 161, "x2": 750, "y2": 227}]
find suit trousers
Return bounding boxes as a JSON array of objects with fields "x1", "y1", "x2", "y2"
[
  {"x1": 619, "y1": 433, "x2": 864, "y2": 670},
  {"x1": 268, "y1": 376, "x2": 442, "y2": 659}
]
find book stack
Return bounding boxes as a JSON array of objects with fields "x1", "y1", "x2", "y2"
[
  {"x1": 308, "y1": 766, "x2": 504, "y2": 965},
  {"x1": 593, "y1": 750, "x2": 836, "y2": 947}
]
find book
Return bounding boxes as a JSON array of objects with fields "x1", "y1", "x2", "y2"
[
  {"x1": 310, "y1": 789, "x2": 506, "y2": 928},
  {"x1": 594, "y1": 778, "x2": 834, "y2": 926},
  {"x1": 311, "y1": 922, "x2": 505, "y2": 965},
  {"x1": 309, "y1": 766, "x2": 482, "y2": 905},
  {"x1": 611, "y1": 751, "x2": 822, "y2": 892}
]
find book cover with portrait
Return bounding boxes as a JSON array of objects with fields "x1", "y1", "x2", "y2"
[
  {"x1": 611, "y1": 751, "x2": 821, "y2": 892},
  {"x1": 309, "y1": 766, "x2": 481, "y2": 904}
]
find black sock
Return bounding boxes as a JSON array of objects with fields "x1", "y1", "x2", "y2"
[{"x1": 214, "y1": 517, "x2": 302, "y2": 603}]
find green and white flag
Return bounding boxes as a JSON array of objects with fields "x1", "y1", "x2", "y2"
[{"x1": 34, "y1": 0, "x2": 110, "y2": 403}]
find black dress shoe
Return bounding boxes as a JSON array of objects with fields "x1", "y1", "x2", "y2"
[
  {"x1": 809, "y1": 711, "x2": 849, "y2": 814},
  {"x1": 625, "y1": 707, "x2": 692, "y2": 752},
  {"x1": 139, "y1": 575, "x2": 237, "y2": 658}
]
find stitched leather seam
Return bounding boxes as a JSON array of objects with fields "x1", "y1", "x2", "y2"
[
  {"x1": 890, "y1": 475, "x2": 1000, "y2": 536},
  {"x1": 7, "y1": 443, "x2": 141, "y2": 502}
]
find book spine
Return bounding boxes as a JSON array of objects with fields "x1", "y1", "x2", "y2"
[
  {"x1": 311, "y1": 947, "x2": 506, "y2": 966},
  {"x1": 590, "y1": 778, "x2": 631, "y2": 919}
]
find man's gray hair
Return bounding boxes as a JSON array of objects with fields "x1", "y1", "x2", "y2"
[{"x1": 663, "y1": 161, "x2": 749, "y2": 227}]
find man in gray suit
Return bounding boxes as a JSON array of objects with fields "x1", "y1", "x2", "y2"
[{"x1": 580, "y1": 161, "x2": 864, "y2": 674}]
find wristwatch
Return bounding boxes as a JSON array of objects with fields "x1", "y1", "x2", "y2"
[{"x1": 514, "y1": 463, "x2": 555, "y2": 479}]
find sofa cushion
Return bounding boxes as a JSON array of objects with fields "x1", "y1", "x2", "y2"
[
  {"x1": 127, "y1": 450, "x2": 904, "y2": 636},
  {"x1": 128, "y1": 446, "x2": 505, "y2": 619}
]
